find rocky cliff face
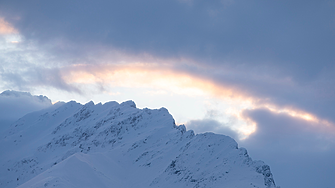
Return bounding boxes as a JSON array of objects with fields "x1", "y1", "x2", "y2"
[{"x1": 0, "y1": 100, "x2": 278, "y2": 188}]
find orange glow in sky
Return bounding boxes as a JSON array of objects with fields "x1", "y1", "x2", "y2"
[
  {"x1": 61, "y1": 63, "x2": 335, "y2": 138},
  {"x1": 0, "y1": 18, "x2": 17, "y2": 35}
]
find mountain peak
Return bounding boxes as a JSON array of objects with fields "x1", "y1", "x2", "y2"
[
  {"x1": 120, "y1": 100, "x2": 136, "y2": 108},
  {"x1": 84, "y1": 100, "x2": 95, "y2": 106},
  {"x1": 0, "y1": 100, "x2": 278, "y2": 188}
]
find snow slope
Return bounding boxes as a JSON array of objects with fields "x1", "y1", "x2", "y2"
[{"x1": 0, "y1": 100, "x2": 278, "y2": 188}]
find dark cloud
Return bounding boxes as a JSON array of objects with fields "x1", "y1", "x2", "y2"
[
  {"x1": 0, "y1": 90, "x2": 52, "y2": 131},
  {"x1": 175, "y1": 61, "x2": 335, "y2": 124},
  {"x1": 1, "y1": 0, "x2": 334, "y2": 77},
  {"x1": 241, "y1": 108, "x2": 335, "y2": 150},
  {"x1": 240, "y1": 108, "x2": 335, "y2": 188}
]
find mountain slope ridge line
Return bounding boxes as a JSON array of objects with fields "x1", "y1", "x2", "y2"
[{"x1": 0, "y1": 100, "x2": 278, "y2": 188}]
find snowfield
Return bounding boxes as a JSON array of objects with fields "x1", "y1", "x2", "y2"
[{"x1": 0, "y1": 100, "x2": 278, "y2": 188}]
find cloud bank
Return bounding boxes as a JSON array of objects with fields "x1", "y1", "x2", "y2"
[
  {"x1": 240, "y1": 108, "x2": 335, "y2": 188},
  {"x1": 0, "y1": 90, "x2": 52, "y2": 131}
]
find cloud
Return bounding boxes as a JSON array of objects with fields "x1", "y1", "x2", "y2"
[
  {"x1": 241, "y1": 108, "x2": 335, "y2": 151},
  {"x1": 0, "y1": 18, "x2": 17, "y2": 35},
  {"x1": 185, "y1": 118, "x2": 238, "y2": 140},
  {"x1": 0, "y1": 66, "x2": 82, "y2": 94},
  {"x1": 0, "y1": 37, "x2": 82, "y2": 93},
  {"x1": 1, "y1": 0, "x2": 334, "y2": 74},
  {"x1": 0, "y1": 90, "x2": 52, "y2": 131},
  {"x1": 240, "y1": 108, "x2": 335, "y2": 188}
]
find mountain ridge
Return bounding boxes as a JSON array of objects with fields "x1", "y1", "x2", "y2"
[{"x1": 0, "y1": 100, "x2": 278, "y2": 188}]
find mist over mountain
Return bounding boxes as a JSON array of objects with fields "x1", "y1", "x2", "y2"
[
  {"x1": 0, "y1": 99, "x2": 278, "y2": 188},
  {"x1": 0, "y1": 90, "x2": 52, "y2": 131}
]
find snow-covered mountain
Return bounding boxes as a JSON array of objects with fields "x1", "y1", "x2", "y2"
[{"x1": 0, "y1": 100, "x2": 278, "y2": 188}]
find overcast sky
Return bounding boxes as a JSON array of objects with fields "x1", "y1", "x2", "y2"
[{"x1": 1, "y1": 1, "x2": 335, "y2": 187}]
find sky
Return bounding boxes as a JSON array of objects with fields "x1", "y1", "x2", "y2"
[{"x1": 0, "y1": 0, "x2": 335, "y2": 187}]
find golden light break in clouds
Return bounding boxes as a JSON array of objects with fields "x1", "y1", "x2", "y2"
[
  {"x1": 61, "y1": 63, "x2": 335, "y2": 137},
  {"x1": 0, "y1": 18, "x2": 18, "y2": 35}
]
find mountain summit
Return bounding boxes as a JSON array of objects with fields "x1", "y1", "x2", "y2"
[{"x1": 0, "y1": 100, "x2": 278, "y2": 188}]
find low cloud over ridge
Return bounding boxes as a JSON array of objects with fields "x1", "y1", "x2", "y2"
[{"x1": 0, "y1": 90, "x2": 52, "y2": 130}]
